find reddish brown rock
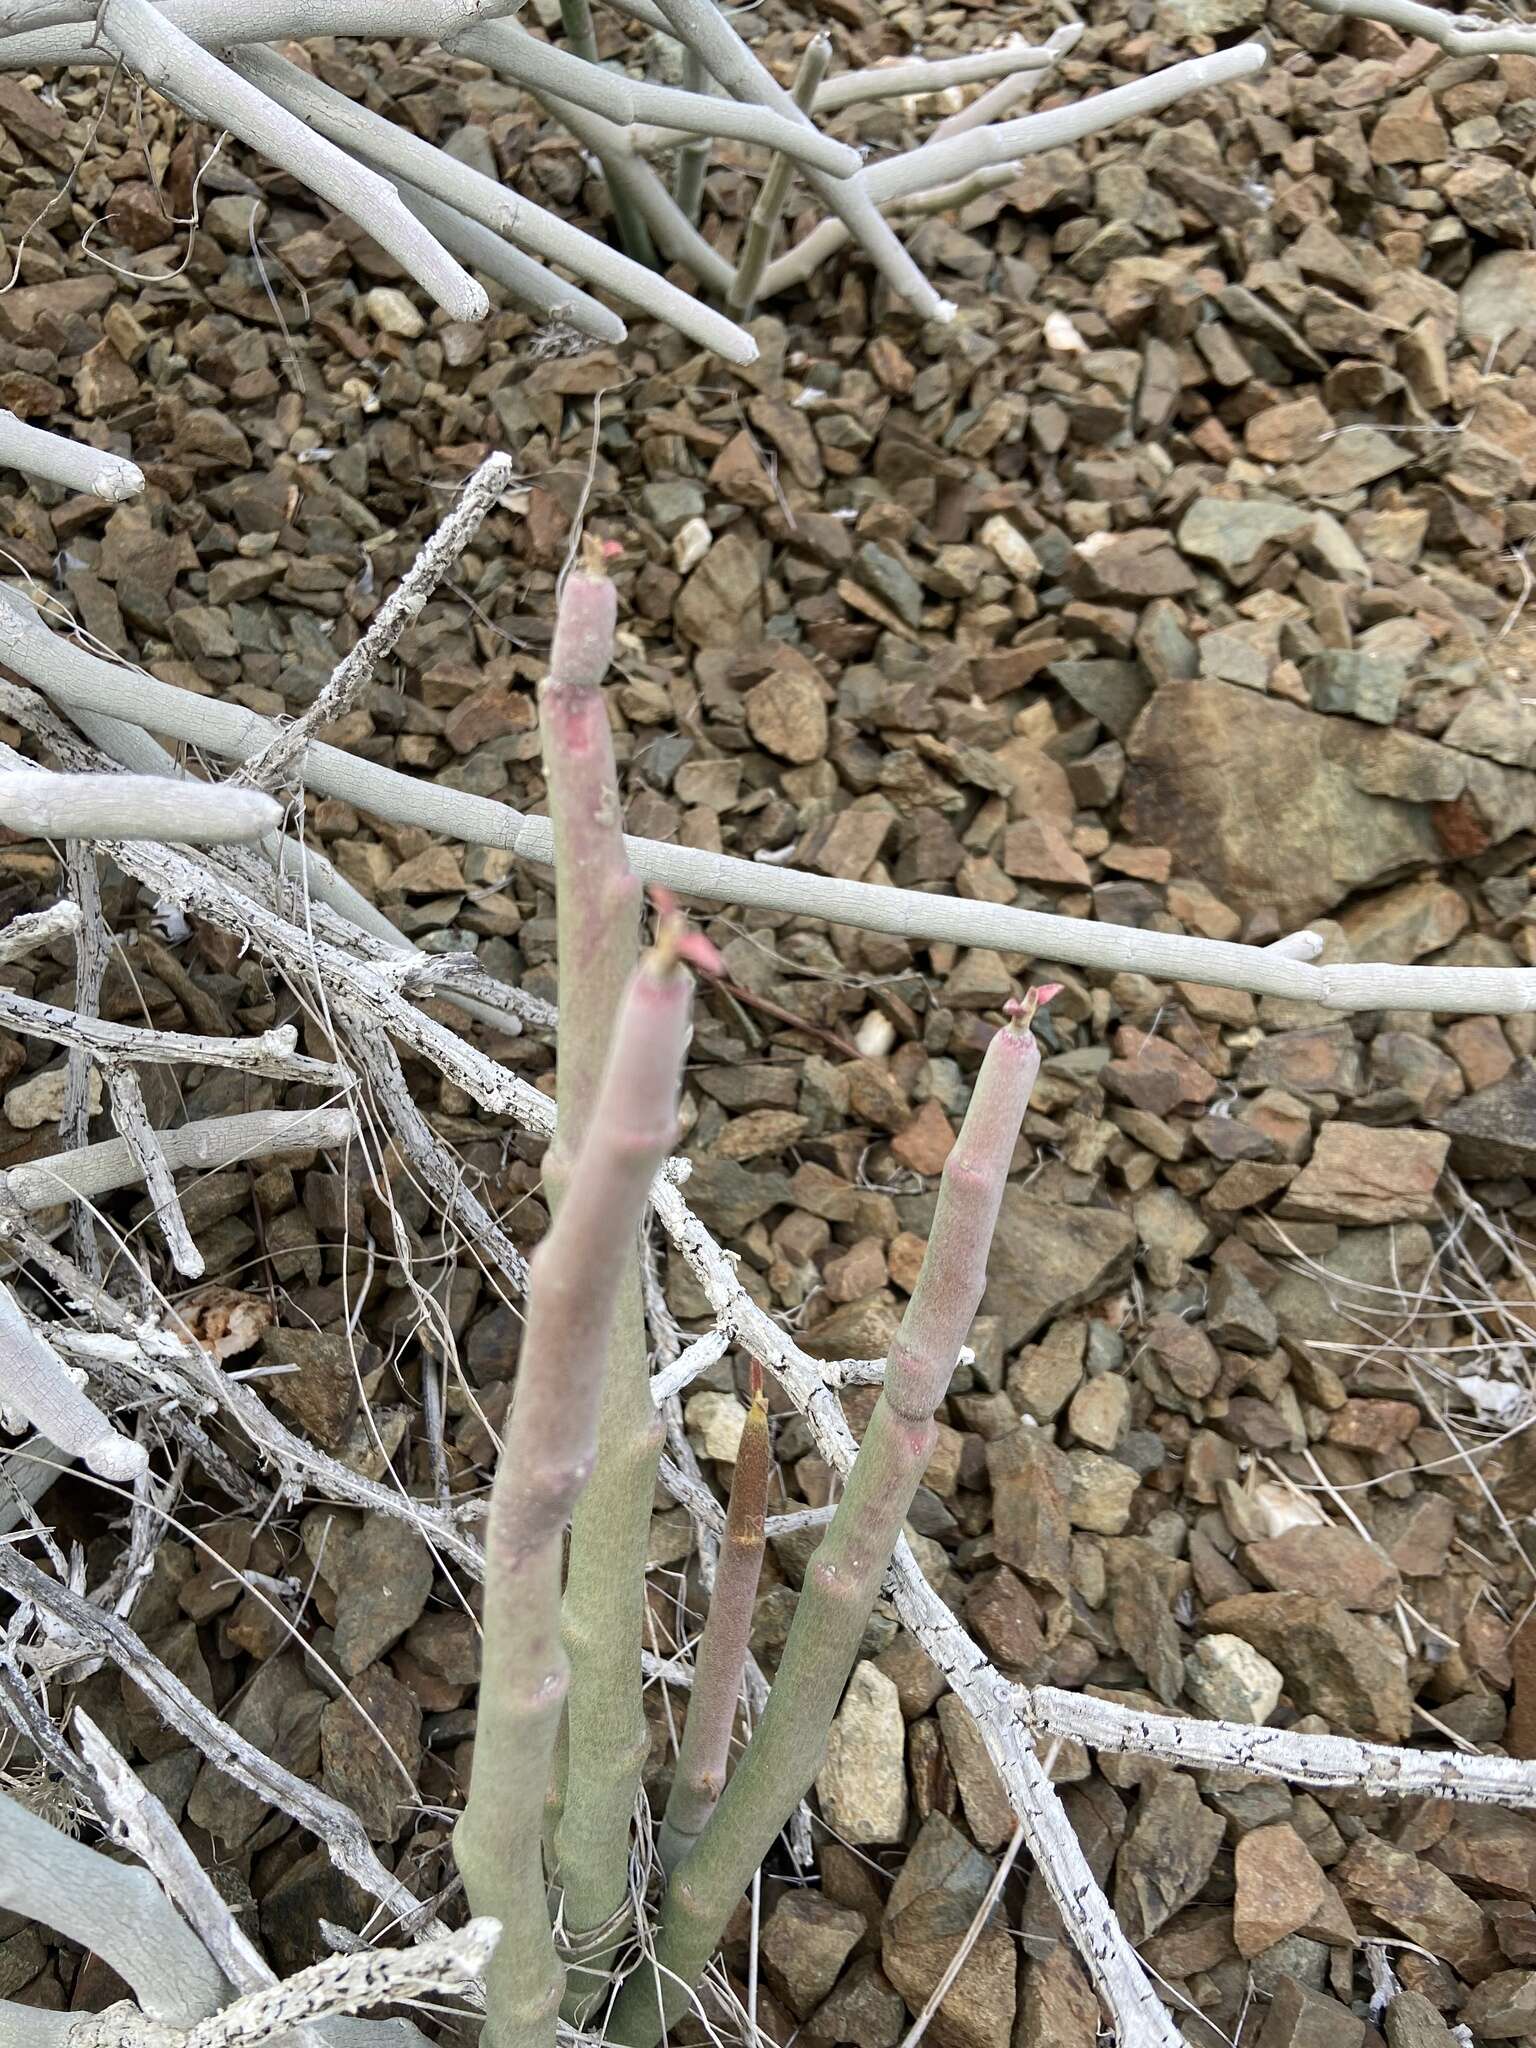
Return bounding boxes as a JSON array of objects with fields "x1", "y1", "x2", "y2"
[
  {"x1": 1233, "y1": 1823, "x2": 1357, "y2": 1957},
  {"x1": 1336, "y1": 1836, "x2": 1497, "y2": 1977},
  {"x1": 1276, "y1": 1124, "x2": 1449, "y2": 1225},
  {"x1": 1244, "y1": 1525, "x2": 1402, "y2": 1613}
]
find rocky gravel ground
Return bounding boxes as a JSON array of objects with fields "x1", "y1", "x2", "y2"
[{"x1": 6, "y1": 0, "x2": 1536, "y2": 2043}]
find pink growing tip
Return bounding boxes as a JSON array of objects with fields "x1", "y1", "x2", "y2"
[
  {"x1": 578, "y1": 532, "x2": 623, "y2": 578},
  {"x1": 1005, "y1": 983, "x2": 1062, "y2": 1031},
  {"x1": 647, "y1": 885, "x2": 724, "y2": 978}
]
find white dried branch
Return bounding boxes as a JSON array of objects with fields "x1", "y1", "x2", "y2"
[
  {"x1": 0, "y1": 1208, "x2": 264, "y2": 1513},
  {"x1": 453, "y1": 18, "x2": 861, "y2": 174},
  {"x1": 0, "y1": 1785, "x2": 227, "y2": 2026},
  {"x1": 57, "y1": 1318, "x2": 485, "y2": 1571},
  {"x1": 643, "y1": 0, "x2": 955, "y2": 323},
  {"x1": 0, "y1": 1277, "x2": 146, "y2": 1478},
  {"x1": 0, "y1": 988, "x2": 347, "y2": 1083},
  {"x1": 889, "y1": 162, "x2": 1022, "y2": 221},
  {"x1": 0, "y1": 409, "x2": 142, "y2": 501},
  {"x1": 1301, "y1": 0, "x2": 1536, "y2": 51},
  {"x1": 812, "y1": 31, "x2": 1073, "y2": 113},
  {"x1": 166, "y1": 0, "x2": 521, "y2": 33},
  {"x1": 61, "y1": 840, "x2": 108, "y2": 1276},
  {"x1": 0, "y1": 897, "x2": 80, "y2": 965},
  {"x1": 50, "y1": 694, "x2": 536, "y2": 1042},
  {"x1": 648, "y1": 1326, "x2": 730, "y2": 1404},
  {"x1": 72, "y1": 1708, "x2": 279, "y2": 2004},
  {"x1": 236, "y1": 453, "x2": 517, "y2": 792},
  {"x1": 101, "y1": 1064, "x2": 204, "y2": 1277},
  {"x1": 1, "y1": 1105, "x2": 356, "y2": 1213},
  {"x1": 334, "y1": 996, "x2": 530, "y2": 1288},
  {"x1": 228, "y1": 44, "x2": 760, "y2": 363},
  {"x1": 11, "y1": 588, "x2": 1536, "y2": 1014},
  {"x1": 0, "y1": 0, "x2": 517, "y2": 28},
  {"x1": 0, "y1": 1431, "x2": 66, "y2": 1530},
  {"x1": 869, "y1": 44, "x2": 1269, "y2": 201},
  {"x1": 1265, "y1": 929, "x2": 1327, "y2": 961},
  {"x1": 393, "y1": 182, "x2": 628, "y2": 342},
  {"x1": 1029, "y1": 1689, "x2": 1536, "y2": 1806},
  {"x1": 511, "y1": 78, "x2": 735, "y2": 292},
  {"x1": 0, "y1": 1545, "x2": 442, "y2": 1939},
  {"x1": 758, "y1": 44, "x2": 1270, "y2": 297},
  {"x1": 927, "y1": 61, "x2": 1048, "y2": 143},
  {"x1": 3, "y1": 7, "x2": 487, "y2": 322},
  {"x1": 180, "y1": 1921, "x2": 497, "y2": 2048},
  {"x1": 0, "y1": 770, "x2": 280, "y2": 843}
]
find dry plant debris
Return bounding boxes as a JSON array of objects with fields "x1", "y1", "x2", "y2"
[{"x1": 5, "y1": 0, "x2": 1536, "y2": 2045}]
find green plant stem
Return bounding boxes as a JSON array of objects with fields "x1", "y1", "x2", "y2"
[
  {"x1": 727, "y1": 34, "x2": 830, "y2": 315},
  {"x1": 453, "y1": 933, "x2": 693, "y2": 2048},
  {"x1": 657, "y1": 1371, "x2": 770, "y2": 1874},
  {"x1": 674, "y1": 45, "x2": 711, "y2": 223},
  {"x1": 606, "y1": 1001, "x2": 1047, "y2": 2048},
  {"x1": 559, "y1": 0, "x2": 600, "y2": 64},
  {"x1": 536, "y1": 546, "x2": 659, "y2": 2027},
  {"x1": 455, "y1": 559, "x2": 653, "y2": 2048},
  {"x1": 553, "y1": 0, "x2": 657, "y2": 266}
]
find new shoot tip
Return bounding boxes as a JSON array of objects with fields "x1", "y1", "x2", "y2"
[
  {"x1": 1005, "y1": 982, "x2": 1062, "y2": 1032},
  {"x1": 645, "y1": 885, "x2": 723, "y2": 979},
  {"x1": 578, "y1": 531, "x2": 623, "y2": 579}
]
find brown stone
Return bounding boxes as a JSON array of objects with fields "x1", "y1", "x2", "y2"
[
  {"x1": 1124, "y1": 681, "x2": 1445, "y2": 919},
  {"x1": 1015, "y1": 1944, "x2": 1100, "y2": 2048},
  {"x1": 987, "y1": 1427, "x2": 1072, "y2": 1600},
  {"x1": 1113, "y1": 1770, "x2": 1225, "y2": 1944},
  {"x1": 1202, "y1": 1592, "x2": 1413, "y2": 1740},
  {"x1": 1104, "y1": 1027, "x2": 1220, "y2": 1116},
  {"x1": 1244, "y1": 1525, "x2": 1402, "y2": 1613},
  {"x1": 882, "y1": 1814, "x2": 1017, "y2": 2048},
  {"x1": 891, "y1": 1098, "x2": 956, "y2": 1175},
  {"x1": 1233, "y1": 1823, "x2": 1357, "y2": 1957},
  {"x1": 1276, "y1": 1125, "x2": 1448, "y2": 1225},
  {"x1": 1000, "y1": 819, "x2": 1092, "y2": 886},
  {"x1": 760, "y1": 1893, "x2": 865, "y2": 2019},
  {"x1": 319, "y1": 1665, "x2": 422, "y2": 1841},
  {"x1": 745, "y1": 667, "x2": 829, "y2": 765},
  {"x1": 1257, "y1": 1977, "x2": 1365, "y2": 2048},
  {"x1": 1463, "y1": 1971, "x2": 1536, "y2": 2038},
  {"x1": 1336, "y1": 1836, "x2": 1496, "y2": 1977},
  {"x1": 1327, "y1": 1399, "x2": 1419, "y2": 1453}
]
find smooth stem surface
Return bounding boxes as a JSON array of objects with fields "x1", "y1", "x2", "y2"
[
  {"x1": 728, "y1": 34, "x2": 830, "y2": 314},
  {"x1": 657, "y1": 1373, "x2": 770, "y2": 1874},
  {"x1": 536, "y1": 555, "x2": 656, "y2": 2024},
  {"x1": 674, "y1": 44, "x2": 710, "y2": 222},
  {"x1": 558, "y1": 0, "x2": 599, "y2": 61},
  {"x1": 454, "y1": 947, "x2": 692, "y2": 2048},
  {"x1": 607, "y1": 1006, "x2": 1044, "y2": 2048}
]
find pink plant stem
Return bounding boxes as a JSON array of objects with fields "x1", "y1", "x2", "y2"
[
  {"x1": 454, "y1": 942, "x2": 694, "y2": 2048},
  {"x1": 537, "y1": 546, "x2": 668, "y2": 2017},
  {"x1": 608, "y1": 998, "x2": 1049, "y2": 2048},
  {"x1": 657, "y1": 1365, "x2": 771, "y2": 1875},
  {"x1": 542, "y1": 546, "x2": 637, "y2": 1163}
]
